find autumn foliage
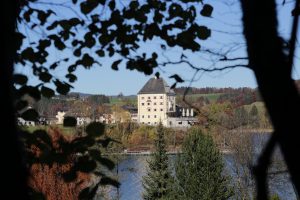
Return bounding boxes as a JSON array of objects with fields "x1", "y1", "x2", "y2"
[{"x1": 27, "y1": 128, "x2": 90, "y2": 200}]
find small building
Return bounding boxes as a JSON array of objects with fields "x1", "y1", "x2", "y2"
[
  {"x1": 55, "y1": 111, "x2": 66, "y2": 125},
  {"x1": 17, "y1": 117, "x2": 35, "y2": 126},
  {"x1": 122, "y1": 105, "x2": 138, "y2": 122},
  {"x1": 76, "y1": 116, "x2": 91, "y2": 126}
]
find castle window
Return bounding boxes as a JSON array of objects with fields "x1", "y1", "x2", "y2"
[
  {"x1": 142, "y1": 115, "x2": 144, "y2": 118},
  {"x1": 154, "y1": 109, "x2": 157, "y2": 111},
  {"x1": 142, "y1": 103, "x2": 144, "y2": 106},
  {"x1": 154, "y1": 102, "x2": 157, "y2": 105},
  {"x1": 154, "y1": 115, "x2": 157, "y2": 118},
  {"x1": 147, "y1": 103, "x2": 150, "y2": 106},
  {"x1": 154, "y1": 96, "x2": 157, "y2": 99},
  {"x1": 160, "y1": 102, "x2": 163, "y2": 105},
  {"x1": 160, "y1": 109, "x2": 163, "y2": 111},
  {"x1": 154, "y1": 122, "x2": 157, "y2": 124},
  {"x1": 141, "y1": 97, "x2": 144, "y2": 100},
  {"x1": 148, "y1": 97, "x2": 151, "y2": 99},
  {"x1": 148, "y1": 108, "x2": 151, "y2": 112},
  {"x1": 178, "y1": 121, "x2": 182, "y2": 125},
  {"x1": 148, "y1": 122, "x2": 150, "y2": 124},
  {"x1": 148, "y1": 115, "x2": 150, "y2": 118},
  {"x1": 160, "y1": 96, "x2": 163, "y2": 99}
]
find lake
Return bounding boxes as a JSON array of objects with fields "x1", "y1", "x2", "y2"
[{"x1": 100, "y1": 133, "x2": 297, "y2": 200}]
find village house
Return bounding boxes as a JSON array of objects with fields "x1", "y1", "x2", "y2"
[{"x1": 137, "y1": 76, "x2": 197, "y2": 127}]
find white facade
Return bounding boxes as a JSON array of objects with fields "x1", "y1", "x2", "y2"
[
  {"x1": 137, "y1": 93, "x2": 176, "y2": 126},
  {"x1": 137, "y1": 77, "x2": 197, "y2": 127}
]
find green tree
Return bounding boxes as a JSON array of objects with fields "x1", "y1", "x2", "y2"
[
  {"x1": 142, "y1": 122, "x2": 173, "y2": 200},
  {"x1": 249, "y1": 105, "x2": 259, "y2": 127},
  {"x1": 173, "y1": 128, "x2": 233, "y2": 200},
  {"x1": 234, "y1": 106, "x2": 249, "y2": 127}
]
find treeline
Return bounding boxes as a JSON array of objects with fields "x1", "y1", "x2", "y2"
[
  {"x1": 32, "y1": 94, "x2": 111, "y2": 117},
  {"x1": 174, "y1": 86, "x2": 256, "y2": 95},
  {"x1": 216, "y1": 90, "x2": 259, "y2": 107}
]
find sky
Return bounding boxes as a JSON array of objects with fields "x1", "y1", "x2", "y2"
[{"x1": 16, "y1": 0, "x2": 298, "y2": 96}]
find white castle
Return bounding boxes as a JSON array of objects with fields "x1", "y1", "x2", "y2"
[{"x1": 137, "y1": 76, "x2": 197, "y2": 127}]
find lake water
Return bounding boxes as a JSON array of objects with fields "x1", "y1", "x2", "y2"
[{"x1": 101, "y1": 134, "x2": 297, "y2": 200}]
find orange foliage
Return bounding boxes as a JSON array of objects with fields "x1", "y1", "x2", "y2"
[{"x1": 28, "y1": 128, "x2": 90, "y2": 200}]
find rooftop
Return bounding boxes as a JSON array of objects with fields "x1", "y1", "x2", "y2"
[{"x1": 138, "y1": 77, "x2": 175, "y2": 95}]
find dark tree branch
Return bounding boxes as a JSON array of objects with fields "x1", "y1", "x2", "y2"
[
  {"x1": 253, "y1": 132, "x2": 278, "y2": 200},
  {"x1": 159, "y1": 60, "x2": 248, "y2": 72},
  {"x1": 288, "y1": 0, "x2": 300, "y2": 72},
  {"x1": 240, "y1": 0, "x2": 300, "y2": 199},
  {"x1": 1, "y1": 0, "x2": 29, "y2": 199},
  {"x1": 219, "y1": 57, "x2": 248, "y2": 61}
]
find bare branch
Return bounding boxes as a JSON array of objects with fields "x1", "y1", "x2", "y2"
[{"x1": 159, "y1": 60, "x2": 249, "y2": 72}]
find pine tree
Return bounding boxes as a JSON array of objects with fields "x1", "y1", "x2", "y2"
[
  {"x1": 142, "y1": 122, "x2": 172, "y2": 200},
  {"x1": 250, "y1": 105, "x2": 259, "y2": 127},
  {"x1": 173, "y1": 128, "x2": 233, "y2": 200}
]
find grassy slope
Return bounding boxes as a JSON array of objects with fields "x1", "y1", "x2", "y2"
[
  {"x1": 23, "y1": 125, "x2": 76, "y2": 136},
  {"x1": 109, "y1": 93, "x2": 222, "y2": 105}
]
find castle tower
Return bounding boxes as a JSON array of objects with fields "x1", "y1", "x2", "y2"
[{"x1": 137, "y1": 76, "x2": 176, "y2": 126}]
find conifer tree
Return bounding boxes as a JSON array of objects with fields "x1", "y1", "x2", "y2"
[
  {"x1": 250, "y1": 105, "x2": 259, "y2": 127},
  {"x1": 142, "y1": 122, "x2": 172, "y2": 200},
  {"x1": 173, "y1": 128, "x2": 233, "y2": 200}
]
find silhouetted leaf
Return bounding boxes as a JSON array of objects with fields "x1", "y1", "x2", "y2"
[
  {"x1": 63, "y1": 169, "x2": 77, "y2": 182},
  {"x1": 96, "y1": 49, "x2": 105, "y2": 57},
  {"x1": 81, "y1": 54, "x2": 94, "y2": 68},
  {"x1": 66, "y1": 73, "x2": 77, "y2": 83},
  {"x1": 100, "y1": 177, "x2": 120, "y2": 187},
  {"x1": 169, "y1": 74, "x2": 184, "y2": 83},
  {"x1": 34, "y1": 130, "x2": 52, "y2": 146},
  {"x1": 41, "y1": 86, "x2": 55, "y2": 98},
  {"x1": 111, "y1": 59, "x2": 122, "y2": 71},
  {"x1": 78, "y1": 187, "x2": 90, "y2": 200},
  {"x1": 13, "y1": 74, "x2": 28, "y2": 85},
  {"x1": 21, "y1": 47, "x2": 35, "y2": 62},
  {"x1": 21, "y1": 109, "x2": 39, "y2": 121},
  {"x1": 196, "y1": 26, "x2": 211, "y2": 40},
  {"x1": 54, "y1": 80, "x2": 72, "y2": 95},
  {"x1": 85, "y1": 122, "x2": 105, "y2": 137},
  {"x1": 108, "y1": 0, "x2": 115, "y2": 10},
  {"x1": 18, "y1": 86, "x2": 41, "y2": 101},
  {"x1": 64, "y1": 116, "x2": 77, "y2": 127},
  {"x1": 16, "y1": 100, "x2": 28, "y2": 111},
  {"x1": 28, "y1": 187, "x2": 46, "y2": 200},
  {"x1": 98, "y1": 157, "x2": 115, "y2": 170},
  {"x1": 49, "y1": 62, "x2": 58, "y2": 70},
  {"x1": 76, "y1": 157, "x2": 97, "y2": 173},
  {"x1": 80, "y1": 0, "x2": 100, "y2": 15},
  {"x1": 39, "y1": 72, "x2": 52, "y2": 83},
  {"x1": 200, "y1": 4, "x2": 213, "y2": 17}
]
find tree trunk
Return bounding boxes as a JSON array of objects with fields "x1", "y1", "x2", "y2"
[
  {"x1": 240, "y1": 0, "x2": 300, "y2": 197},
  {"x1": 0, "y1": 0, "x2": 29, "y2": 199}
]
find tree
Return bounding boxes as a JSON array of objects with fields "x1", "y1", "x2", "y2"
[
  {"x1": 22, "y1": 122, "x2": 120, "y2": 199},
  {"x1": 173, "y1": 128, "x2": 233, "y2": 200},
  {"x1": 239, "y1": 1, "x2": 300, "y2": 198},
  {"x1": 234, "y1": 106, "x2": 249, "y2": 128},
  {"x1": 227, "y1": 131, "x2": 255, "y2": 199},
  {"x1": 249, "y1": 105, "x2": 259, "y2": 127},
  {"x1": 142, "y1": 122, "x2": 173, "y2": 200}
]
